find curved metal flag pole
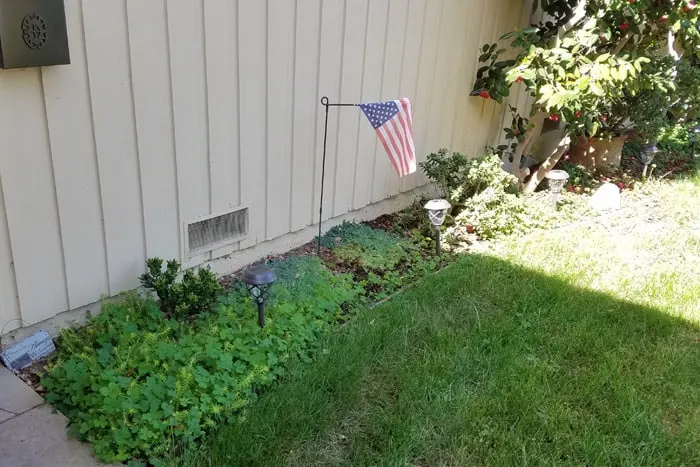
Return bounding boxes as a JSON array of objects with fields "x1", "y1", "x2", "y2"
[
  {"x1": 318, "y1": 96, "x2": 357, "y2": 255},
  {"x1": 317, "y1": 96, "x2": 415, "y2": 255}
]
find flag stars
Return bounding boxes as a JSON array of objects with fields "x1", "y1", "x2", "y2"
[{"x1": 357, "y1": 99, "x2": 415, "y2": 177}]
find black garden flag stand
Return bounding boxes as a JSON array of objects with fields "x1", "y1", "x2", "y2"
[{"x1": 317, "y1": 96, "x2": 416, "y2": 255}]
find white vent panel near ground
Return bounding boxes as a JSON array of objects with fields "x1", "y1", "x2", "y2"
[{"x1": 186, "y1": 207, "x2": 249, "y2": 255}]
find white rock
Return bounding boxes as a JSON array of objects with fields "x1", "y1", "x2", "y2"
[{"x1": 589, "y1": 183, "x2": 621, "y2": 211}]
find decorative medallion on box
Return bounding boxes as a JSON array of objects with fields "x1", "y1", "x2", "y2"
[
  {"x1": 21, "y1": 13, "x2": 48, "y2": 50},
  {"x1": 0, "y1": 0, "x2": 69, "y2": 68}
]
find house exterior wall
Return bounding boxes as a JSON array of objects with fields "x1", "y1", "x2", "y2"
[{"x1": 0, "y1": 0, "x2": 527, "y2": 334}]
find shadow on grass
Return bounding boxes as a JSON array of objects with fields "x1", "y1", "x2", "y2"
[{"x1": 173, "y1": 254, "x2": 700, "y2": 467}]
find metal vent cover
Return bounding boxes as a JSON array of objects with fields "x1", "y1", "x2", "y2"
[{"x1": 186, "y1": 207, "x2": 248, "y2": 255}]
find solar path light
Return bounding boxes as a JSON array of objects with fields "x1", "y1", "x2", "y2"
[
  {"x1": 242, "y1": 263, "x2": 277, "y2": 328},
  {"x1": 640, "y1": 144, "x2": 660, "y2": 177},
  {"x1": 545, "y1": 170, "x2": 570, "y2": 210},
  {"x1": 424, "y1": 199, "x2": 451, "y2": 256}
]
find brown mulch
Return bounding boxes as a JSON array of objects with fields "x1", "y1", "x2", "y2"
[
  {"x1": 364, "y1": 214, "x2": 400, "y2": 232},
  {"x1": 220, "y1": 212, "x2": 422, "y2": 290},
  {"x1": 17, "y1": 359, "x2": 49, "y2": 395}
]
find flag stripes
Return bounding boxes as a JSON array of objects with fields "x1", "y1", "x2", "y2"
[{"x1": 359, "y1": 98, "x2": 416, "y2": 177}]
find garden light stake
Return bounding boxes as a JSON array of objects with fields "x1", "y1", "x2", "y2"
[
  {"x1": 424, "y1": 199, "x2": 451, "y2": 256},
  {"x1": 242, "y1": 263, "x2": 277, "y2": 328},
  {"x1": 545, "y1": 170, "x2": 570, "y2": 211},
  {"x1": 641, "y1": 144, "x2": 660, "y2": 177}
]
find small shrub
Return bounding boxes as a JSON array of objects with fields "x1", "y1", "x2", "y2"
[
  {"x1": 655, "y1": 124, "x2": 697, "y2": 174},
  {"x1": 455, "y1": 189, "x2": 528, "y2": 239},
  {"x1": 421, "y1": 149, "x2": 530, "y2": 239},
  {"x1": 43, "y1": 258, "x2": 358, "y2": 463},
  {"x1": 139, "y1": 258, "x2": 222, "y2": 320},
  {"x1": 392, "y1": 198, "x2": 433, "y2": 237},
  {"x1": 420, "y1": 149, "x2": 517, "y2": 204},
  {"x1": 419, "y1": 149, "x2": 469, "y2": 197}
]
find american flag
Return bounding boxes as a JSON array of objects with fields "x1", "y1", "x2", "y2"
[{"x1": 359, "y1": 98, "x2": 416, "y2": 177}]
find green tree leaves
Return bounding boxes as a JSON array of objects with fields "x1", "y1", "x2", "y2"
[{"x1": 471, "y1": 0, "x2": 699, "y2": 138}]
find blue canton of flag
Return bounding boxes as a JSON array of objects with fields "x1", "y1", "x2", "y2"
[
  {"x1": 360, "y1": 101, "x2": 400, "y2": 129},
  {"x1": 359, "y1": 98, "x2": 416, "y2": 177}
]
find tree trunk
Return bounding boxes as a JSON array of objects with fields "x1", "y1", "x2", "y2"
[
  {"x1": 510, "y1": 112, "x2": 545, "y2": 189},
  {"x1": 523, "y1": 134, "x2": 571, "y2": 194},
  {"x1": 556, "y1": 0, "x2": 588, "y2": 45},
  {"x1": 511, "y1": 132, "x2": 534, "y2": 184}
]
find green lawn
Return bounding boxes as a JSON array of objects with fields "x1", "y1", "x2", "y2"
[{"x1": 173, "y1": 177, "x2": 700, "y2": 466}]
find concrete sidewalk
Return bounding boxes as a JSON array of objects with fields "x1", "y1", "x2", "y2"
[{"x1": 0, "y1": 366, "x2": 104, "y2": 467}]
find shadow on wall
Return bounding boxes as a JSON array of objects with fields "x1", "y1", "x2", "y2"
[{"x1": 194, "y1": 253, "x2": 700, "y2": 466}]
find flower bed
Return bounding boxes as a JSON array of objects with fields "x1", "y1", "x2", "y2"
[
  {"x1": 42, "y1": 257, "x2": 360, "y2": 463},
  {"x1": 40, "y1": 223, "x2": 448, "y2": 463}
]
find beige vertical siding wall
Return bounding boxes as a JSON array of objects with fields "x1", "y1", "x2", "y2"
[{"x1": 0, "y1": 0, "x2": 527, "y2": 333}]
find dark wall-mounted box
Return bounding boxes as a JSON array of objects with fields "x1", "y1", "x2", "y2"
[{"x1": 0, "y1": 0, "x2": 70, "y2": 69}]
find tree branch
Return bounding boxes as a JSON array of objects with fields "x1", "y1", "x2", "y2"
[
  {"x1": 523, "y1": 135, "x2": 571, "y2": 194},
  {"x1": 612, "y1": 34, "x2": 631, "y2": 55},
  {"x1": 511, "y1": 112, "x2": 546, "y2": 187},
  {"x1": 512, "y1": 132, "x2": 534, "y2": 183},
  {"x1": 667, "y1": 29, "x2": 681, "y2": 60},
  {"x1": 556, "y1": 0, "x2": 588, "y2": 46}
]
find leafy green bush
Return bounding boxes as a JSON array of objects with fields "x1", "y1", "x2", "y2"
[
  {"x1": 623, "y1": 123, "x2": 698, "y2": 176},
  {"x1": 418, "y1": 149, "x2": 468, "y2": 197},
  {"x1": 420, "y1": 150, "x2": 517, "y2": 204},
  {"x1": 392, "y1": 198, "x2": 433, "y2": 237},
  {"x1": 655, "y1": 124, "x2": 698, "y2": 174},
  {"x1": 139, "y1": 258, "x2": 222, "y2": 320},
  {"x1": 421, "y1": 150, "x2": 530, "y2": 239},
  {"x1": 455, "y1": 189, "x2": 528, "y2": 239},
  {"x1": 43, "y1": 257, "x2": 358, "y2": 463},
  {"x1": 658, "y1": 124, "x2": 691, "y2": 154}
]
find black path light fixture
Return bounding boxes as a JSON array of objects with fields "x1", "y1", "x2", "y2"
[
  {"x1": 640, "y1": 143, "x2": 660, "y2": 177},
  {"x1": 242, "y1": 263, "x2": 277, "y2": 328},
  {"x1": 424, "y1": 199, "x2": 451, "y2": 256}
]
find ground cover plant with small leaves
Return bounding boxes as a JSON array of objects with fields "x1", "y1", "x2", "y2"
[
  {"x1": 40, "y1": 220, "x2": 450, "y2": 464},
  {"x1": 42, "y1": 257, "x2": 359, "y2": 464},
  {"x1": 320, "y1": 222, "x2": 446, "y2": 301}
]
